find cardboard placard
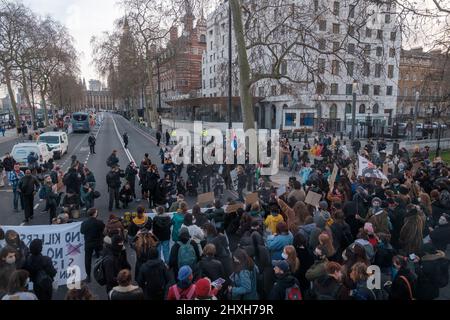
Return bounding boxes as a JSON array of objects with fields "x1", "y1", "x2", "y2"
[
  {"x1": 225, "y1": 203, "x2": 244, "y2": 213},
  {"x1": 305, "y1": 191, "x2": 322, "y2": 207},
  {"x1": 245, "y1": 192, "x2": 259, "y2": 205},
  {"x1": 197, "y1": 192, "x2": 215, "y2": 206},
  {"x1": 328, "y1": 164, "x2": 338, "y2": 188}
]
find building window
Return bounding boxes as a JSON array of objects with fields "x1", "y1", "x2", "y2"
[
  {"x1": 318, "y1": 38, "x2": 326, "y2": 50},
  {"x1": 314, "y1": 0, "x2": 319, "y2": 12},
  {"x1": 222, "y1": 35, "x2": 225, "y2": 45},
  {"x1": 346, "y1": 84, "x2": 353, "y2": 95},
  {"x1": 390, "y1": 31, "x2": 396, "y2": 41},
  {"x1": 281, "y1": 60, "x2": 288, "y2": 75},
  {"x1": 347, "y1": 61, "x2": 354, "y2": 76},
  {"x1": 333, "y1": 1, "x2": 340, "y2": 16},
  {"x1": 202, "y1": 68, "x2": 205, "y2": 75},
  {"x1": 359, "y1": 104, "x2": 366, "y2": 113},
  {"x1": 221, "y1": 50, "x2": 224, "y2": 58},
  {"x1": 210, "y1": 41, "x2": 213, "y2": 50},
  {"x1": 362, "y1": 84, "x2": 369, "y2": 95},
  {"x1": 210, "y1": 66, "x2": 212, "y2": 74},
  {"x1": 200, "y1": 34, "x2": 206, "y2": 43},
  {"x1": 388, "y1": 65, "x2": 394, "y2": 78},
  {"x1": 331, "y1": 83, "x2": 339, "y2": 95},
  {"x1": 373, "y1": 103, "x2": 379, "y2": 113},
  {"x1": 366, "y1": 27, "x2": 371, "y2": 38},
  {"x1": 349, "y1": 5, "x2": 355, "y2": 18},
  {"x1": 377, "y1": 30, "x2": 383, "y2": 40},
  {"x1": 332, "y1": 23, "x2": 340, "y2": 34},
  {"x1": 210, "y1": 55, "x2": 213, "y2": 62},
  {"x1": 348, "y1": 25, "x2": 355, "y2": 37},
  {"x1": 316, "y1": 82, "x2": 325, "y2": 94},
  {"x1": 374, "y1": 85, "x2": 380, "y2": 96},
  {"x1": 387, "y1": 86, "x2": 393, "y2": 96},
  {"x1": 376, "y1": 46, "x2": 383, "y2": 57},
  {"x1": 333, "y1": 41, "x2": 340, "y2": 51},
  {"x1": 363, "y1": 63, "x2": 370, "y2": 76},
  {"x1": 330, "y1": 104, "x2": 338, "y2": 118},
  {"x1": 210, "y1": 79, "x2": 213, "y2": 88},
  {"x1": 271, "y1": 85, "x2": 277, "y2": 96},
  {"x1": 203, "y1": 80, "x2": 205, "y2": 89},
  {"x1": 332, "y1": 60, "x2": 340, "y2": 75},
  {"x1": 348, "y1": 43, "x2": 355, "y2": 54},
  {"x1": 389, "y1": 48, "x2": 395, "y2": 58},
  {"x1": 285, "y1": 113, "x2": 297, "y2": 127},
  {"x1": 301, "y1": 113, "x2": 315, "y2": 126},
  {"x1": 345, "y1": 103, "x2": 352, "y2": 114},
  {"x1": 364, "y1": 44, "x2": 371, "y2": 56},
  {"x1": 214, "y1": 78, "x2": 217, "y2": 88},
  {"x1": 258, "y1": 87, "x2": 264, "y2": 97},
  {"x1": 318, "y1": 58, "x2": 325, "y2": 74},
  {"x1": 385, "y1": 14, "x2": 391, "y2": 24},
  {"x1": 319, "y1": 20, "x2": 327, "y2": 31},
  {"x1": 375, "y1": 64, "x2": 382, "y2": 78}
]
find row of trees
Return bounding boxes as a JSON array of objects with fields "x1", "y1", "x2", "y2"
[{"x1": 0, "y1": 0, "x2": 79, "y2": 132}]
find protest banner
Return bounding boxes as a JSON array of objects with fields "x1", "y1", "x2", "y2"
[
  {"x1": 2, "y1": 222, "x2": 86, "y2": 286},
  {"x1": 225, "y1": 203, "x2": 244, "y2": 213},
  {"x1": 305, "y1": 191, "x2": 322, "y2": 207},
  {"x1": 230, "y1": 169, "x2": 238, "y2": 191},
  {"x1": 328, "y1": 165, "x2": 338, "y2": 188},
  {"x1": 245, "y1": 192, "x2": 259, "y2": 205},
  {"x1": 197, "y1": 192, "x2": 215, "y2": 206},
  {"x1": 358, "y1": 155, "x2": 388, "y2": 181}
]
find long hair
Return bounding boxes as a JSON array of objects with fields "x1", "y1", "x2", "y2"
[
  {"x1": 292, "y1": 201, "x2": 311, "y2": 226},
  {"x1": 7, "y1": 270, "x2": 29, "y2": 295},
  {"x1": 319, "y1": 233, "x2": 336, "y2": 258},
  {"x1": 284, "y1": 245, "x2": 300, "y2": 273},
  {"x1": 419, "y1": 192, "x2": 432, "y2": 216},
  {"x1": 232, "y1": 248, "x2": 255, "y2": 273},
  {"x1": 134, "y1": 232, "x2": 157, "y2": 258},
  {"x1": 65, "y1": 285, "x2": 96, "y2": 300}
]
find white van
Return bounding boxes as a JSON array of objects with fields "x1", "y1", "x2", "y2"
[
  {"x1": 39, "y1": 132, "x2": 69, "y2": 159},
  {"x1": 11, "y1": 143, "x2": 54, "y2": 169}
]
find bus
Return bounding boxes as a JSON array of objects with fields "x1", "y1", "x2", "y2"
[{"x1": 71, "y1": 112, "x2": 91, "y2": 133}]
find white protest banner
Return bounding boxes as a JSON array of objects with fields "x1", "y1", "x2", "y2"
[
  {"x1": 230, "y1": 169, "x2": 238, "y2": 191},
  {"x1": 2, "y1": 222, "x2": 86, "y2": 286},
  {"x1": 328, "y1": 164, "x2": 338, "y2": 188},
  {"x1": 358, "y1": 155, "x2": 388, "y2": 181}
]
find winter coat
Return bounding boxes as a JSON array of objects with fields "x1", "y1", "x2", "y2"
[
  {"x1": 168, "y1": 240, "x2": 201, "y2": 277},
  {"x1": 125, "y1": 165, "x2": 138, "y2": 182},
  {"x1": 264, "y1": 214, "x2": 285, "y2": 235},
  {"x1": 430, "y1": 224, "x2": 450, "y2": 251},
  {"x1": 106, "y1": 170, "x2": 123, "y2": 189},
  {"x1": 313, "y1": 275, "x2": 346, "y2": 300},
  {"x1": 18, "y1": 175, "x2": 39, "y2": 196},
  {"x1": 137, "y1": 258, "x2": 172, "y2": 300},
  {"x1": 0, "y1": 264, "x2": 15, "y2": 297},
  {"x1": 153, "y1": 214, "x2": 172, "y2": 241},
  {"x1": 305, "y1": 258, "x2": 328, "y2": 282},
  {"x1": 103, "y1": 245, "x2": 132, "y2": 293},
  {"x1": 171, "y1": 212, "x2": 185, "y2": 242},
  {"x1": 81, "y1": 217, "x2": 105, "y2": 247},
  {"x1": 416, "y1": 251, "x2": 449, "y2": 300},
  {"x1": 128, "y1": 216, "x2": 152, "y2": 239},
  {"x1": 198, "y1": 256, "x2": 226, "y2": 282},
  {"x1": 266, "y1": 233, "x2": 294, "y2": 260},
  {"x1": 3, "y1": 157, "x2": 15, "y2": 172},
  {"x1": 389, "y1": 267, "x2": 417, "y2": 300},
  {"x1": 268, "y1": 273, "x2": 300, "y2": 300},
  {"x1": 230, "y1": 268, "x2": 259, "y2": 300},
  {"x1": 8, "y1": 170, "x2": 24, "y2": 189},
  {"x1": 206, "y1": 234, "x2": 233, "y2": 277},
  {"x1": 63, "y1": 169, "x2": 82, "y2": 194},
  {"x1": 23, "y1": 254, "x2": 57, "y2": 300},
  {"x1": 109, "y1": 285, "x2": 144, "y2": 300}
]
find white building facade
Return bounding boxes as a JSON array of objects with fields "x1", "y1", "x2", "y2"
[{"x1": 202, "y1": 0, "x2": 401, "y2": 133}]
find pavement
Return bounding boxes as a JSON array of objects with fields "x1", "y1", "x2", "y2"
[{"x1": 0, "y1": 113, "x2": 448, "y2": 300}]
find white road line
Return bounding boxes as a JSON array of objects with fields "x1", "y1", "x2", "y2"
[
  {"x1": 34, "y1": 204, "x2": 39, "y2": 209},
  {"x1": 111, "y1": 114, "x2": 140, "y2": 182},
  {"x1": 120, "y1": 116, "x2": 158, "y2": 145}
]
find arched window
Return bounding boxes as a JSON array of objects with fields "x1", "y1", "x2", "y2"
[
  {"x1": 345, "y1": 103, "x2": 352, "y2": 114},
  {"x1": 359, "y1": 104, "x2": 366, "y2": 114},
  {"x1": 330, "y1": 104, "x2": 338, "y2": 119},
  {"x1": 373, "y1": 103, "x2": 379, "y2": 114},
  {"x1": 200, "y1": 34, "x2": 206, "y2": 43}
]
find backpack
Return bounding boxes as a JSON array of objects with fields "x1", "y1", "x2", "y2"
[
  {"x1": 177, "y1": 242, "x2": 197, "y2": 269},
  {"x1": 285, "y1": 284, "x2": 303, "y2": 300},
  {"x1": 93, "y1": 256, "x2": 107, "y2": 286},
  {"x1": 34, "y1": 269, "x2": 53, "y2": 291}
]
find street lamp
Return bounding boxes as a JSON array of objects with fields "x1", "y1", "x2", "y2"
[
  {"x1": 351, "y1": 81, "x2": 358, "y2": 141},
  {"x1": 227, "y1": 0, "x2": 233, "y2": 130},
  {"x1": 413, "y1": 91, "x2": 420, "y2": 140}
]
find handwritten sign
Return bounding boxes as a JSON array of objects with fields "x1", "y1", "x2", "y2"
[
  {"x1": 197, "y1": 192, "x2": 215, "y2": 206},
  {"x1": 305, "y1": 191, "x2": 322, "y2": 207},
  {"x1": 328, "y1": 164, "x2": 338, "y2": 188},
  {"x1": 245, "y1": 192, "x2": 259, "y2": 205},
  {"x1": 225, "y1": 203, "x2": 244, "y2": 213}
]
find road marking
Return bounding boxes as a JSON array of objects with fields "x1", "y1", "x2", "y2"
[
  {"x1": 111, "y1": 114, "x2": 140, "y2": 182},
  {"x1": 34, "y1": 204, "x2": 39, "y2": 209},
  {"x1": 0, "y1": 189, "x2": 13, "y2": 193},
  {"x1": 121, "y1": 116, "x2": 158, "y2": 145}
]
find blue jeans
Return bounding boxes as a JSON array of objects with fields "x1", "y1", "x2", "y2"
[
  {"x1": 13, "y1": 187, "x2": 23, "y2": 210},
  {"x1": 158, "y1": 240, "x2": 170, "y2": 263}
]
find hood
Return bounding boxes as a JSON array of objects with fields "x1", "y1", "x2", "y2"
[
  {"x1": 145, "y1": 258, "x2": 164, "y2": 268},
  {"x1": 133, "y1": 216, "x2": 148, "y2": 226},
  {"x1": 421, "y1": 250, "x2": 446, "y2": 262},
  {"x1": 276, "y1": 274, "x2": 297, "y2": 287},
  {"x1": 314, "y1": 215, "x2": 326, "y2": 229}
]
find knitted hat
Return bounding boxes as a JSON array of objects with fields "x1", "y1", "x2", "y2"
[
  {"x1": 272, "y1": 260, "x2": 290, "y2": 273},
  {"x1": 195, "y1": 278, "x2": 212, "y2": 298},
  {"x1": 319, "y1": 201, "x2": 328, "y2": 210},
  {"x1": 178, "y1": 266, "x2": 193, "y2": 282}
]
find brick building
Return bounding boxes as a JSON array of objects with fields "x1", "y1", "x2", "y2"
[
  {"x1": 398, "y1": 47, "x2": 450, "y2": 117},
  {"x1": 154, "y1": 2, "x2": 207, "y2": 108}
]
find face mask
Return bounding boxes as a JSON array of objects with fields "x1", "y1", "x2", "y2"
[
  {"x1": 417, "y1": 198, "x2": 421, "y2": 203},
  {"x1": 281, "y1": 252, "x2": 288, "y2": 260},
  {"x1": 5, "y1": 256, "x2": 16, "y2": 265}
]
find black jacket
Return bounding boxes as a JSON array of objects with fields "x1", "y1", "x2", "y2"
[
  {"x1": 107, "y1": 154, "x2": 119, "y2": 167},
  {"x1": 430, "y1": 224, "x2": 450, "y2": 251},
  {"x1": 416, "y1": 251, "x2": 449, "y2": 300},
  {"x1": 18, "y1": 175, "x2": 39, "y2": 196},
  {"x1": 64, "y1": 169, "x2": 82, "y2": 194},
  {"x1": 88, "y1": 136, "x2": 96, "y2": 146},
  {"x1": 106, "y1": 170, "x2": 124, "y2": 189},
  {"x1": 389, "y1": 267, "x2": 417, "y2": 300},
  {"x1": 109, "y1": 285, "x2": 144, "y2": 300},
  {"x1": 138, "y1": 258, "x2": 173, "y2": 300},
  {"x1": 268, "y1": 273, "x2": 300, "y2": 300},
  {"x1": 103, "y1": 246, "x2": 132, "y2": 292},
  {"x1": 153, "y1": 214, "x2": 172, "y2": 241},
  {"x1": 3, "y1": 157, "x2": 15, "y2": 171},
  {"x1": 23, "y1": 254, "x2": 57, "y2": 300},
  {"x1": 198, "y1": 256, "x2": 226, "y2": 282},
  {"x1": 313, "y1": 275, "x2": 346, "y2": 300},
  {"x1": 125, "y1": 165, "x2": 138, "y2": 182},
  {"x1": 80, "y1": 217, "x2": 105, "y2": 247}
]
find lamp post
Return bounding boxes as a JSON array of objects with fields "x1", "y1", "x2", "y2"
[
  {"x1": 351, "y1": 81, "x2": 357, "y2": 141},
  {"x1": 413, "y1": 91, "x2": 419, "y2": 140},
  {"x1": 227, "y1": 0, "x2": 232, "y2": 130}
]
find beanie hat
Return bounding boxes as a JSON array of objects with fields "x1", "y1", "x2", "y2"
[
  {"x1": 319, "y1": 201, "x2": 328, "y2": 210},
  {"x1": 372, "y1": 197, "x2": 382, "y2": 205},
  {"x1": 314, "y1": 214, "x2": 326, "y2": 229},
  {"x1": 195, "y1": 278, "x2": 212, "y2": 298},
  {"x1": 272, "y1": 260, "x2": 290, "y2": 273},
  {"x1": 178, "y1": 266, "x2": 193, "y2": 282}
]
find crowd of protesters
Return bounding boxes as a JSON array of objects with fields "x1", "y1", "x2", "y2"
[{"x1": 1, "y1": 128, "x2": 450, "y2": 300}]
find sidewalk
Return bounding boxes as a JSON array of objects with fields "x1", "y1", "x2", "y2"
[{"x1": 0, "y1": 127, "x2": 19, "y2": 141}]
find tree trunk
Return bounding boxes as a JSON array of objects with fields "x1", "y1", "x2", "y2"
[
  {"x1": 40, "y1": 90, "x2": 49, "y2": 127},
  {"x1": 230, "y1": 0, "x2": 255, "y2": 131},
  {"x1": 20, "y1": 70, "x2": 36, "y2": 131},
  {"x1": 4, "y1": 63, "x2": 20, "y2": 135},
  {"x1": 147, "y1": 62, "x2": 156, "y2": 128}
]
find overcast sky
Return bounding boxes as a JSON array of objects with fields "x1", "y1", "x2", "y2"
[{"x1": 24, "y1": 0, "x2": 124, "y2": 83}]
